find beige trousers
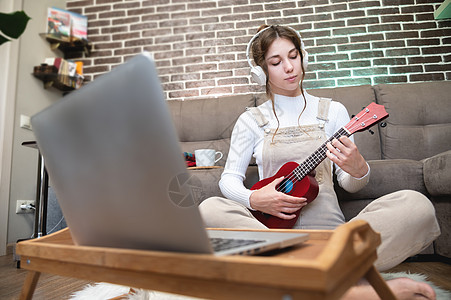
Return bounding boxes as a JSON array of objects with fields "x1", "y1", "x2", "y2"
[{"x1": 199, "y1": 190, "x2": 440, "y2": 271}]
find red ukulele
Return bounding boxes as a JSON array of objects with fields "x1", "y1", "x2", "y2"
[{"x1": 250, "y1": 102, "x2": 389, "y2": 229}]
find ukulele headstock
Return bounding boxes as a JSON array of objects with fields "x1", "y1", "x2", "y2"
[{"x1": 345, "y1": 103, "x2": 389, "y2": 134}]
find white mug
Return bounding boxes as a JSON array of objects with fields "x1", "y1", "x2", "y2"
[{"x1": 195, "y1": 149, "x2": 223, "y2": 167}]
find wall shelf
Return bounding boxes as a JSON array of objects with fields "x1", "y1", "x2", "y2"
[
  {"x1": 33, "y1": 69, "x2": 83, "y2": 92},
  {"x1": 34, "y1": 33, "x2": 89, "y2": 93},
  {"x1": 40, "y1": 33, "x2": 92, "y2": 59}
]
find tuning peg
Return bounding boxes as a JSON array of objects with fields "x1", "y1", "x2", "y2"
[{"x1": 380, "y1": 122, "x2": 387, "y2": 128}]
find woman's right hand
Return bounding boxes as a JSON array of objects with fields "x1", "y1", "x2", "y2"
[{"x1": 249, "y1": 177, "x2": 308, "y2": 219}]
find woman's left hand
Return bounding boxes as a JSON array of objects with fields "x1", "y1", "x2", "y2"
[{"x1": 326, "y1": 136, "x2": 368, "y2": 178}]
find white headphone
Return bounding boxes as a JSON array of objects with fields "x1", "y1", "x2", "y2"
[{"x1": 246, "y1": 26, "x2": 309, "y2": 86}]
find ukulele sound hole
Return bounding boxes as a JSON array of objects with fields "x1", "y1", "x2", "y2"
[{"x1": 278, "y1": 178, "x2": 294, "y2": 194}]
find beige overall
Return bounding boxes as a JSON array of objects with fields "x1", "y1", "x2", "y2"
[
  {"x1": 257, "y1": 99, "x2": 345, "y2": 230},
  {"x1": 199, "y1": 99, "x2": 440, "y2": 271}
]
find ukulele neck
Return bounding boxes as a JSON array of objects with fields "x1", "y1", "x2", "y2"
[{"x1": 294, "y1": 127, "x2": 351, "y2": 180}]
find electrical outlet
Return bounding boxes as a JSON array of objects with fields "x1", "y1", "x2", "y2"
[
  {"x1": 20, "y1": 114, "x2": 32, "y2": 131},
  {"x1": 15, "y1": 200, "x2": 35, "y2": 214}
]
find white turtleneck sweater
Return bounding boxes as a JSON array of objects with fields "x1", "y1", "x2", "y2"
[{"x1": 219, "y1": 91, "x2": 370, "y2": 208}]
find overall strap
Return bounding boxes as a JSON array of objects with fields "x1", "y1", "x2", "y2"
[
  {"x1": 246, "y1": 107, "x2": 269, "y2": 131},
  {"x1": 317, "y1": 97, "x2": 332, "y2": 129}
]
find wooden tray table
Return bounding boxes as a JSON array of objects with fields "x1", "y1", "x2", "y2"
[{"x1": 16, "y1": 220, "x2": 396, "y2": 300}]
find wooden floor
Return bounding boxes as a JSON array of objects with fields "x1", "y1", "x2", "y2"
[
  {"x1": 1, "y1": 252, "x2": 450, "y2": 300},
  {"x1": 0, "y1": 252, "x2": 92, "y2": 300}
]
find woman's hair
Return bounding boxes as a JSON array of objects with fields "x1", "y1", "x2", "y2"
[
  {"x1": 251, "y1": 25, "x2": 307, "y2": 141},
  {"x1": 251, "y1": 25, "x2": 306, "y2": 98}
]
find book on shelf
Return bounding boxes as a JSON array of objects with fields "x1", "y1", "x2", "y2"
[
  {"x1": 47, "y1": 7, "x2": 87, "y2": 42},
  {"x1": 41, "y1": 57, "x2": 84, "y2": 89},
  {"x1": 44, "y1": 57, "x2": 62, "y2": 69}
]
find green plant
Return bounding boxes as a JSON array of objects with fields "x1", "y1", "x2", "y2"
[{"x1": 0, "y1": 10, "x2": 31, "y2": 45}]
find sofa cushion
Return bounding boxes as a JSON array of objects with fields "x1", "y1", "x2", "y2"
[
  {"x1": 243, "y1": 165, "x2": 259, "y2": 189},
  {"x1": 188, "y1": 168, "x2": 224, "y2": 202},
  {"x1": 374, "y1": 81, "x2": 451, "y2": 160},
  {"x1": 167, "y1": 94, "x2": 255, "y2": 142},
  {"x1": 430, "y1": 196, "x2": 451, "y2": 257},
  {"x1": 189, "y1": 165, "x2": 259, "y2": 204},
  {"x1": 335, "y1": 159, "x2": 426, "y2": 200},
  {"x1": 423, "y1": 150, "x2": 451, "y2": 196},
  {"x1": 308, "y1": 85, "x2": 382, "y2": 161},
  {"x1": 168, "y1": 94, "x2": 256, "y2": 167},
  {"x1": 380, "y1": 123, "x2": 451, "y2": 161}
]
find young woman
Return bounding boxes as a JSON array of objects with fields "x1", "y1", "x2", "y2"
[{"x1": 199, "y1": 25, "x2": 440, "y2": 299}]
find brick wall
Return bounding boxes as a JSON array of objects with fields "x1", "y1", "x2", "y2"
[{"x1": 66, "y1": 0, "x2": 451, "y2": 100}]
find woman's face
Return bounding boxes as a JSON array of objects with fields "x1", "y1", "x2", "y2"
[{"x1": 265, "y1": 37, "x2": 303, "y2": 97}]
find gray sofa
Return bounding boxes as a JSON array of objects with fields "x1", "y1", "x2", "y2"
[{"x1": 167, "y1": 81, "x2": 451, "y2": 259}]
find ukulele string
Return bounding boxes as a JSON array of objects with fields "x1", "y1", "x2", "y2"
[
  {"x1": 276, "y1": 134, "x2": 338, "y2": 193},
  {"x1": 276, "y1": 105, "x2": 376, "y2": 193},
  {"x1": 275, "y1": 128, "x2": 349, "y2": 193}
]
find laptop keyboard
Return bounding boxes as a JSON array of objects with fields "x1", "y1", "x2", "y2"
[{"x1": 210, "y1": 237, "x2": 265, "y2": 252}]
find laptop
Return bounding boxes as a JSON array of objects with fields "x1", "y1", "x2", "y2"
[{"x1": 31, "y1": 53, "x2": 308, "y2": 256}]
